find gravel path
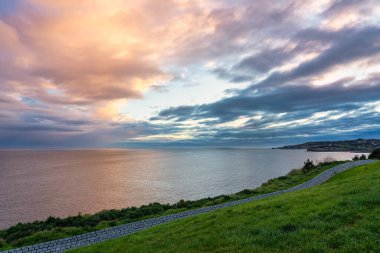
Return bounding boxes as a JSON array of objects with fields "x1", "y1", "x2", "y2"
[{"x1": 2, "y1": 160, "x2": 375, "y2": 253}]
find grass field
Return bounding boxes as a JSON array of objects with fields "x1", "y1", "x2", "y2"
[
  {"x1": 70, "y1": 161, "x2": 380, "y2": 253},
  {"x1": 0, "y1": 161, "x2": 345, "y2": 250}
]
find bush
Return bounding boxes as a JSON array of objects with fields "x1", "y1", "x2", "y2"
[
  {"x1": 222, "y1": 195, "x2": 231, "y2": 201},
  {"x1": 302, "y1": 159, "x2": 315, "y2": 173},
  {"x1": 353, "y1": 155, "x2": 366, "y2": 161},
  {"x1": 241, "y1": 189, "x2": 253, "y2": 195},
  {"x1": 176, "y1": 199, "x2": 187, "y2": 208},
  {"x1": 369, "y1": 148, "x2": 380, "y2": 159}
]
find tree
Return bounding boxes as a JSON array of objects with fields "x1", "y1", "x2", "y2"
[
  {"x1": 359, "y1": 154, "x2": 367, "y2": 160},
  {"x1": 302, "y1": 159, "x2": 315, "y2": 173},
  {"x1": 369, "y1": 148, "x2": 380, "y2": 159}
]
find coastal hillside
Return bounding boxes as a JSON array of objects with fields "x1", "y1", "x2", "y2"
[
  {"x1": 71, "y1": 161, "x2": 380, "y2": 253},
  {"x1": 0, "y1": 161, "x2": 346, "y2": 251},
  {"x1": 275, "y1": 138, "x2": 380, "y2": 152}
]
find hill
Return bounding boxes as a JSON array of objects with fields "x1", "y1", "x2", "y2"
[
  {"x1": 70, "y1": 161, "x2": 380, "y2": 253},
  {"x1": 275, "y1": 138, "x2": 380, "y2": 152}
]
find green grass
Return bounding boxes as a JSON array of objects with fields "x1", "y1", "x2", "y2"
[
  {"x1": 70, "y1": 161, "x2": 380, "y2": 253},
  {"x1": 0, "y1": 160, "x2": 345, "y2": 250}
]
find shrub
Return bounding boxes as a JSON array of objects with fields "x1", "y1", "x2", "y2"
[
  {"x1": 241, "y1": 189, "x2": 253, "y2": 195},
  {"x1": 177, "y1": 199, "x2": 187, "y2": 208},
  {"x1": 369, "y1": 148, "x2": 380, "y2": 159},
  {"x1": 302, "y1": 159, "x2": 315, "y2": 173},
  {"x1": 222, "y1": 195, "x2": 231, "y2": 201},
  {"x1": 353, "y1": 155, "x2": 366, "y2": 161}
]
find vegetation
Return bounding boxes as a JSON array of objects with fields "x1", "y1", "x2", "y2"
[
  {"x1": 71, "y1": 161, "x2": 380, "y2": 253},
  {"x1": 369, "y1": 148, "x2": 380, "y2": 159},
  {"x1": 0, "y1": 160, "x2": 345, "y2": 251},
  {"x1": 275, "y1": 138, "x2": 380, "y2": 152},
  {"x1": 352, "y1": 154, "x2": 367, "y2": 161},
  {"x1": 302, "y1": 159, "x2": 315, "y2": 173}
]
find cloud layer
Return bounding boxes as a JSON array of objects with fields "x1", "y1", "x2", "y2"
[{"x1": 0, "y1": 0, "x2": 379, "y2": 147}]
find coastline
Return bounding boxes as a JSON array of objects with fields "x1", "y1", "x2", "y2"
[
  {"x1": 273, "y1": 148, "x2": 372, "y2": 153},
  {"x1": 2, "y1": 160, "x2": 376, "y2": 253},
  {"x1": 0, "y1": 160, "x2": 348, "y2": 251},
  {"x1": 273, "y1": 138, "x2": 380, "y2": 153}
]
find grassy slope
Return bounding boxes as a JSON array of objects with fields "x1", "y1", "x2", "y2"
[
  {"x1": 0, "y1": 161, "x2": 344, "y2": 250},
  {"x1": 71, "y1": 161, "x2": 380, "y2": 253}
]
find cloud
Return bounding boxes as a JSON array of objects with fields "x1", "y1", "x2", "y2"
[
  {"x1": 279, "y1": 27, "x2": 380, "y2": 83},
  {"x1": 321, "y1": 0, "x2": 379, "y2": 30},
  {"x1": 146, "y1": 103, "x2": 380, "y2": 147},
  {"x1": 0, "y1": 0, "x2": 172, "y2": 104},
  {"x1": 0, "y1": 0, "x2": 379, "y2": 147},
  {"x1": 217, "y1": 26, "x2": 380, "y2": 86},
  {"x1": 236, "y1": 48, "x2": 294, "y2": 74},
  {"x1": 156, "y1": 76, "x2": 380, "y2": 122}
]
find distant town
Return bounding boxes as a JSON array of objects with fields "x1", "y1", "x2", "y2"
[{"x1": 275, "y1": 139, "x2": 380, "y2": 152}]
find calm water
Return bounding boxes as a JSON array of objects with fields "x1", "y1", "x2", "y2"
[{"x1": 0, "y1": 148, "x2": 366, "y2": 229}]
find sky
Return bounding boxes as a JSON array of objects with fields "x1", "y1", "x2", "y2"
[{"x1": 0, "y1": 0, "x2": 379, "y2": 148}]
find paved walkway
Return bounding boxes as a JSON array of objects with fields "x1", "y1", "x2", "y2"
[{"x1": 2, "y1": 160, "x2": 375, "y2": 253}]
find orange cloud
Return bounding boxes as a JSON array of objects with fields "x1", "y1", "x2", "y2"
[
  {"x1": 0, "y1": 0, "x2": 353, "y2": 124},
  {"x1": 0, "y1": 3, "x2": 168, "y2": 92},
  {"x1": 0, "y1": 0, "x2": 224, "y2": 123}
]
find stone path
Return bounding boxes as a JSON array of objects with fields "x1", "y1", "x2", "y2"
[{"x1": 2, "y1": 160, "x2": 375, "y2": 253}]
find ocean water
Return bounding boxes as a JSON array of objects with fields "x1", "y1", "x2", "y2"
[{"x1": 0, "y1": 148, "x2": 366, "y2": 229}]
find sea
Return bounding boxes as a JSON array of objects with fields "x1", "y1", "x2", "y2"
[{"x1": 0, "y1": 148, "x2": 367, "y2": 229}]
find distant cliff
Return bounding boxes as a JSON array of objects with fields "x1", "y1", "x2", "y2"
[{"x1": 274, "y1": 139, "x2": 380, "y2": 152}]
